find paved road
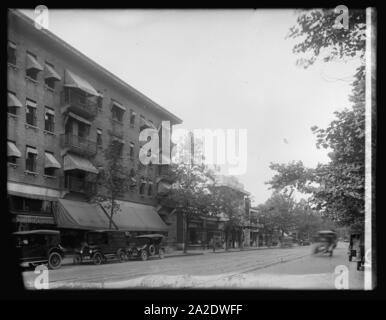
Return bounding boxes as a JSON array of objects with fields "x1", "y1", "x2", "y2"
[{"x1": 22, "y1": 242, "x2": 364, "y2": 289}]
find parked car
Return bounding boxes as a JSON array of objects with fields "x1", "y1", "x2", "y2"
[
  {"x1": 73, "y1": 230, "x2": 127, "y2": 265},
  {"x1": 13, "y1": 230, "x2": 64, "y2": 270},
  {"x1": 348, "y1": 232, "x2": 364, "y2": 271},
  {"x1": 126, "y1": 234, "x2": 166, "y2": 261}
]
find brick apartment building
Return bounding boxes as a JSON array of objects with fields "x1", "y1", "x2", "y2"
[{"x1": 7, "y1": 9, "x2": 182, "y2": 245}]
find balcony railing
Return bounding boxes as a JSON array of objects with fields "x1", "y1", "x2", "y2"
[
  {"x1": 60, "y1": 175, "x2": 96, "y2": 195},
  {"x1": 61, "y1": 88, "x2": 97, "y2": 119},
  {"x1": 60, "y1": 133, "x2": 97, "y2": 156}
]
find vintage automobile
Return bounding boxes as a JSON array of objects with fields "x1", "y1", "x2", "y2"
[
  {"x1": 348, "y1": 232, "x2": 364, "y2": 271},
  {"x1": 126, "y1": 234, "x2": 166, "y2": 261},
  {"x1": 312, "y1": 230, "x2": 338, "y2": 256},
  {"x1": 73, "y1": 230, "x2": 127, "y2": 265},
  {"x1": 13, "y1": 230, "x2": 64, "y2": 270}
]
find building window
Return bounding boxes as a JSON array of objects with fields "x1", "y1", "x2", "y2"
[
  {"x1": 7, "y1": 141, "x2": 21, "y2": 165},
  {"x1": 112, "y1": 106, "x2": 124, "y2": 122},
  {"x1": 97, "y1": 129, "x2": 102, "y2": 146},
  {"x1": 97, "y1": 92, "x2": 103, "y2": 109},
  {"x1": 44, "y1": 167, "x2": 56, "y2": 176},
  {"x1": 9, "y1": 196, "x2": 48, "y2": 213},
  {"x1": 44, "y1": 62, "x2": 61, "y2": 90},
  {"x1": 8, "y1": 41, "x2": 17, "y2": 66},
  {"x1": 26, "y1": 99, "x2": 37, "y2": 126},
  {"x1": 44, "y1": 107, "x2": 55, "y2": 132},
  {"x1": 8, "y1": 156, "x2": 17, "y2": 164},
  {"x1": 129, "y1": 169, "x2": 136, "y2": 190},
  {"x1": 26, "y1": 52, "x2": 42, "y2": 81},
  {"x1": 112, "y1": 140, "x2": 123, "y2": 157},
  {"x1": 25, "y1": 146, "x2": 38, "y2": 172},
  {"x1": 130, "y1": 110, "x2": 136, "y2": 127},
  {"x1": 8, "y1": 91, "x2": 21, "y2": 115},
  {"x1": 129, "y1": 142, "x2": 135, "y2": 160},
  {"x1": 139, "y1": 178, "x2": 146, "y2": 195},
  {"x1": 148, "y1": 182, "x2": 153, "y2": 196}
]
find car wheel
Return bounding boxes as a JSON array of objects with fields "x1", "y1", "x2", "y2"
[
  {"x1": 93, "y1": 252, "x2": 103, "y2": 265},
  {"x1": 140, "y1": 250, "x2": 148, "y2": 261},
  {"x1": 159, "y1": 248, "x2": 165, "y2": 259},
  {"x1": 73, "y1": 253, "x2": 82, "y2": 264},
  {"x1": 148, "y1": 244, "x2": 156, "y2": 256},
  {"x1": 48, "y1": 252, "x2": 62, "y2": 270},
  {"x1": 349, "y1": 255, "x2": 352, "y2": 262},
  {"x1": 117, "y1": 250, "x2": 126, "y2": 262}
]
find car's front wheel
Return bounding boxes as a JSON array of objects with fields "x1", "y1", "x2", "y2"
[
  {"x1": 117, "y1": 249, "x2": 126, "y2": 262},
  {"x1": 140, "y1": 250, "x2": 148, "y2": 261},
  {"x1": 73, "y1": 253, "x2": 82, "y2": 264},
  {"x1": 48, "y1": 252, "x2": 62, "y2": 270},
  {"x1": 93, "y1": 252, "x2": 103, "y2": 265}
]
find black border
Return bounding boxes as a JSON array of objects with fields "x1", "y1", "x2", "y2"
[{"x1": 1, "y1": 1, "x2": 384, "y2": 304}]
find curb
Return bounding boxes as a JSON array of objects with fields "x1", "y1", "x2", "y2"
[{"x1": 164, "y1": 245, "x2": 303, "y2": 258}]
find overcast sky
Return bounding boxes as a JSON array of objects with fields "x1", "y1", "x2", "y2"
[{"x1": 21, "y1": 9, "x2": 361, "y2": 205}]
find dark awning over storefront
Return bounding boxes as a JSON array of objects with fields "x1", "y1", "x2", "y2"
[
  {"x1": 54, "y1": 199, "x2": 114, "y2": 230},
  {"x1": 102, "y1": 200, "x2": 168, "y2": 232}
]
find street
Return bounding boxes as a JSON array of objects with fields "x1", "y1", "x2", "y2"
[{"x1": 22, "y1": 242, "x2": 364, "y2": 289}]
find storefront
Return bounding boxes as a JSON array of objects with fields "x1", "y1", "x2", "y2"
[{"x1": 7, "y1": 182, "x2": 60, "y2": 231}]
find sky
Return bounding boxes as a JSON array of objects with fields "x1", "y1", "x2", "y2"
[{"x1": 21, "y1": 9, "x2": 361, "y2": 205}]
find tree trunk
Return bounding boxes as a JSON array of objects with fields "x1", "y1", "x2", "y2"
[
  {"x1": 109, "y1": 205, "x2": 114, "y2": 229},
  {"x1": 183, "y1": 213, "x2": 189, "y2": 254}
]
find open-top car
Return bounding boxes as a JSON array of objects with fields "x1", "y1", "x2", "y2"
[
  {"x1": 126, "y1": 234, "x2": 166, "y2": 261},
  {"x1": 312, "y1": 230, "x2": 338, "y2": 256},
  {"x1": 73, "y1": 230, "x2": 127, "y2": 265},
  {"x1": 13, "y1": 230, "x2": 64, "y2": 270}
]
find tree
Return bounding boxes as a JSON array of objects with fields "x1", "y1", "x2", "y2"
[
  {"x1": 266, "y1": 8, "x2": 367, "y2": 228},
  {"x1": 157, "y1": 162, "x2": 215, "y2": 253},
  {"x1": 90, "y1": 140, "x2": 132, "y2": 229},
  {"x1": 287, "y1": 8, "x2": 365, "y2": 69},
  {"x1": 208, "y1": 184, "x2": 248, "y2": 251}
]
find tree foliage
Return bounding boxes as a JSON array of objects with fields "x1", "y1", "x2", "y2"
[
  {"x1": 287, "y1": 8, "x2": 366, "y2": 68},
  {"x1": 267, "y1": 9, "x2": 367, "y2": 228}
]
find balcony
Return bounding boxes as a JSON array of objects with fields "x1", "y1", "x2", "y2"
[
  {"x1": 61, "y1": 88, "x2": 97, "y2": 119},
  {"x1": 60, "y1": 133, "x2": 97, "y2": 157},
  {"x1": 60, "y1": 175, "x2": 96, "y2": 195}
]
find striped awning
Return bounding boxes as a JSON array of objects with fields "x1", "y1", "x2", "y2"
[
  {"x1": 7, "y1": 141, "x2": 21, "y2": 158},
  {"x1": 8, "y1": 92, "x2": 22, "y2": 108},
  {"x1": 44, "y1": 63, "x2": 62, "y2": 81},
  {"x1": 64, "y1": 70, "x2": 98, "y2": 96},
  {"x1": 26, "y1": 53, "x2": 43, "y2": 71},
  {"x1": 45, "y1": 152, "x2": 61, "y2": 169},
  {"x1": 111, "y1": 100, "x2": 126, "y2": 111},
  {"x1": 26, "y1": 146, "x2": 38, "y2": 155},
  {"x1": 64, "y1": 153, "x2": 98, "y2": 174}
]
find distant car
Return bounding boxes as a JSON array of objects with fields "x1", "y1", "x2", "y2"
[
  {"x1": 73, "y1": 230, "x2": 127, "y2": 265},
  {"x1": 126, "y1": 234, "x2": 166, "y2": 261},
  {"x1": 13, "y1": 230, "x2": 64, "y2": 270},
  {"x1": 299, "y1": 239, "x2": 311, "y2": 246}
]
